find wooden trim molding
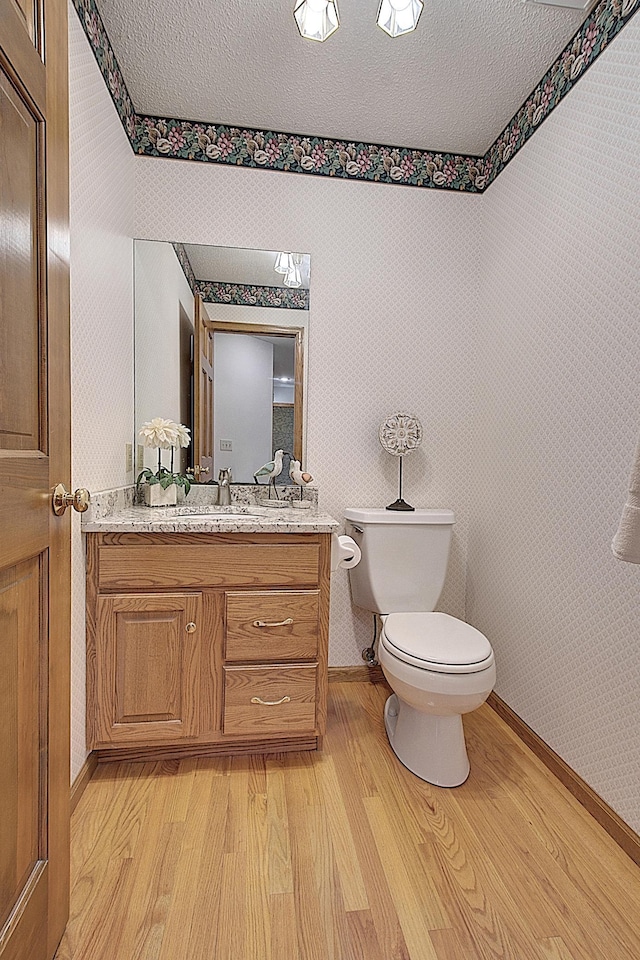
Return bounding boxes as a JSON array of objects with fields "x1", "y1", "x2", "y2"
[
  {"x1": 96, "y1": 737, "x2": 319, "y2": 764},
  {"x1": 328, "y1": 665, "x2": 386, "y2": 684},
  {"x1": 69, "y1": 750, "x2": 98, "y2": 814},
  {"x1": 488, "y1": 692, "x2": 640, "y2": 868},
  {"x1": 70, "y1": 752, "x2": 98, "y2": 815}
]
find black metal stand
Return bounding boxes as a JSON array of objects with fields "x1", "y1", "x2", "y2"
[{"x1": 386, "y1": 456, "x2": 415, "y2": 511}]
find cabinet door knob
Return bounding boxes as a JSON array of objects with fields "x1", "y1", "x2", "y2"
[
  {"x1": 185, "y1": 622, "x2": 197, "y2": 634},
  {"x1": 251, "y1": 696, "x2": 291, "y2": 706},
  {"x1": 252, "y1": 618, "x2": 294, "y2": 628}
]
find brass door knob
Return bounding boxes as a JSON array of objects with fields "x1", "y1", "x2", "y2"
[
  {"x1": 52, "y1": 484, "x2": 91, "y2": 516},
  {"x1": 186, "y1": 465, "x2": 210, "y2": 481}
]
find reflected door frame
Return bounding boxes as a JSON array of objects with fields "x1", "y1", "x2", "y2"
[
  {"x1": 193, "y1": 295, "x2": 214, "y2": 481},
  {"x1": 199, "y1": 317, "x2": 304, "y2": 477}
]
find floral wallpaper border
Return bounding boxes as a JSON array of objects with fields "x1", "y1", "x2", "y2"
[
  {"x1": 134, "y1": 115, "x2": 485, "y2": 193},
  {"x1": 197, "y1": 281, "x2": 309, "y2": 311},
  {"x1": 173, "y1": 242, "x2": 197, "y2": 291},
  {"x1": 71, "y1": 0, "x2": 137, "y2": 145},
  {"x1": 484, "y1": 0, "x2": 640, "y2": 188},
  {"x1": 172, "y1": 243, "x2": 309, "y2": 310},
  {"x1": 73, "y1": 0, "x2": 640, "y2": 193}
]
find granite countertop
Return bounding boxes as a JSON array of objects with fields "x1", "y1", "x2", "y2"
[{"x1": 81, "y1": 503, "x2": 339, "y2": 534}]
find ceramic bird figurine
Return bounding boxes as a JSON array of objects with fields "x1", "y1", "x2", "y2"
[
  {"x1": 254, "y1": 449, "x2": 287, "y2": 499},
  {"x1": 289, "y1": 459, "x2": 314, "y2": 500}
]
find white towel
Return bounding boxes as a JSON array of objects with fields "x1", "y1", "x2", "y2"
[{"x1": 612, "y1": 437, "x2": 640, "y2": 564}]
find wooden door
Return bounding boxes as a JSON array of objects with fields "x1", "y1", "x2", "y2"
[
  {"x1": 92, "y1": 594, "x2": 202, "y2": 746},
  {"x1": 0, "y1": 1, "x2": 70, "y2": 958},
  {"x1": 193, "y1": 294, "x2": 214, "y2": 481}
]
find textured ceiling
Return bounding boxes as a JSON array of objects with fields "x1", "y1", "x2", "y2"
[{"x1": 96, "y1": 0, "x2": 587, "y2": 155}]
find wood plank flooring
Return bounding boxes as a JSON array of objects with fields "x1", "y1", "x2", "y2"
[{"x1": 55, "y1": 682, "x2": 640, "y2": 960}]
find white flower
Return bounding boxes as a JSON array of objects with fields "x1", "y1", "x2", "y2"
[
  {"x1": 139, "y1": 417, "x2": 179, "y2": 449},
  {"x1": 174, "y1": 423, "x2": 191, "y2": 448}
]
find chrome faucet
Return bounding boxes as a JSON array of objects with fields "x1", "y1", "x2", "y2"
[{"x1": 217, "y1": 467, "x2": 232, "y2": 506}]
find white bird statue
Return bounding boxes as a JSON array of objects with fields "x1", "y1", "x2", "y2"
[
  {"x1": 254, "y1": 449, "x2": 287, "y2": 498},
  {"x1": 289, "y1": 459, "x2": 314, "y2": 500}
]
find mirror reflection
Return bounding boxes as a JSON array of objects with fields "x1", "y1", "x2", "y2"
[{"x1": 134, "y1": 240, "x2": 310, "y2": 484}]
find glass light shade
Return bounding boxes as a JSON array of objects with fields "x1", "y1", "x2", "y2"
[
  {"x1": 284, "y1": 263, "x2": 302, "y2": 287},
  {"x1": 377, "y1": 0, "x2": 423, "y2": 37},
  {"x1": 294, "y1": 0, "x2": 340, "y2": 42},
  {"x1": 274, "y1": 252, "x2": 292, "y2": 274}
]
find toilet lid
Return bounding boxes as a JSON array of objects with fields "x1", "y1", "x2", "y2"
[{"x1": 382, "y1": 612, "x2": 493, "y2": 673}]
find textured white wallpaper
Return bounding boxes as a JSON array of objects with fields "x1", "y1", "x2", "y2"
[
  {"x1": 470, "y1": 17, "x2": 640, "y2": 830},
  {"x1": 69, "y1": 6, "x2": 135, "y2": 780},
  {"x1": 135, "y1": 159, "x2": 482, "y2": 666}
]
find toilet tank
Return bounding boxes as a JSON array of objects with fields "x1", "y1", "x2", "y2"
[{"x1": 344, "y1": 508, "x2": 455, "y2": 614}]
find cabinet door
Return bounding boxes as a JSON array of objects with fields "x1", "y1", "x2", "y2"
[{"x1": 92, "y1": 593, "x2": 201, "y2": 746}]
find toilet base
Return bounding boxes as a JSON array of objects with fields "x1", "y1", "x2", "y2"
[{"x1": 384, "y1": 694, "x2": 470, "y2": 787}]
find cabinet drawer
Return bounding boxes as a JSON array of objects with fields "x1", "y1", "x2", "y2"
[
  {"x1": 98, "y1": 542, "x2": 320, "y2": 590},
  {"x1": 223, "y1": 665, "x2": 317, "y2": 735},
  {"x1": 225, "y1": 591, "x2": 319, "y2": 662}
]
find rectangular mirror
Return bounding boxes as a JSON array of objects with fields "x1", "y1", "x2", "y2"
[{"x1": 134, "y1": 240, "x2": 310, "y2": 484}]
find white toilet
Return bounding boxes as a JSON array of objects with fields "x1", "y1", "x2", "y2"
[{"x1": 344, "y1": 508, "x2": 495, "y2": 787}]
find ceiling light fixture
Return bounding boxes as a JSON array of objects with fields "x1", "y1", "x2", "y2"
[
  {"x1": 377, "y1": 0, "x2": 424, "y2": 37},
  {"x1": 284, "y1": 261, "x2": 303, "y2": 288},
  {"x1": 274, "y1": 252, "x2": 292, "y2": 274},
  {"x1": 294, "y1": 0, "x2": 340, "y2": 43}
]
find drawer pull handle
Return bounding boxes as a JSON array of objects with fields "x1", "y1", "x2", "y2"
[
  {"x1": 251, "y1": 695, "x2": 291, "y2": 706},
  {"x1": 252, "y1": 618, "x2": 294, "y2": 628},
  {"x1": 185, "y1": 622, "x2": 197, "y2": 634}
]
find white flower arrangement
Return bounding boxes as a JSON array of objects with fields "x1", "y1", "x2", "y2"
[{"x1": 137, "y1": 417, "x2": 192, "y2": 495}]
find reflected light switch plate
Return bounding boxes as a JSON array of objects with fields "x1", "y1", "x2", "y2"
[{"x1": 220, "y1": 440, "x2": 233, "y2": 451}]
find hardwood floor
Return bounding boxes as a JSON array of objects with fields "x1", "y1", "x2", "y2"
[{"x1": 55, "y1": 682, "x2": 640, "y2": 960}]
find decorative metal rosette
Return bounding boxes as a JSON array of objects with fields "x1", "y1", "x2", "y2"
[{"x1": 378, "y1": 414, "x2": 423, "y2": 457}]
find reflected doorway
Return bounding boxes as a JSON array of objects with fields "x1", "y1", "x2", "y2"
[{"x1": 197, "y1": 317, "x2": 304, "y2": 484}]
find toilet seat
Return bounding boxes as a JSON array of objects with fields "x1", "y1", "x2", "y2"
[{"x1": 382, "y1": 612, "x2": 494, "y2": 675}]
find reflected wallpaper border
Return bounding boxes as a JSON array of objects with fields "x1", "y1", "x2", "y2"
[{"x1": 172, "y1": 242, "x2": 310, "y2": 310}]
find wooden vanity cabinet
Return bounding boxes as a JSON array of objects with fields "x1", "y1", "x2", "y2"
[{"x1": 86, "y1": 531, "x2": 331, "y2": 761}]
